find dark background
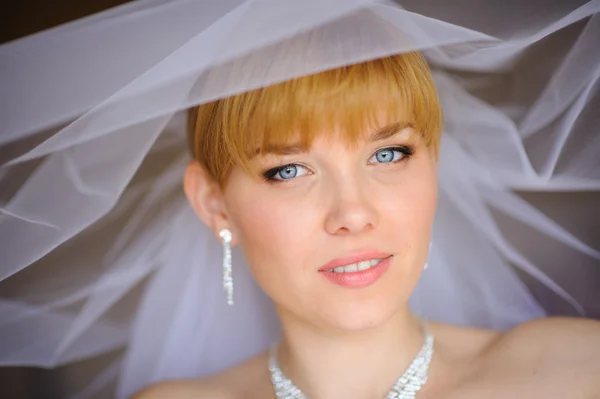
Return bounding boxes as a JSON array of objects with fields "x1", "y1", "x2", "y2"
[{"x1": 1, "y1": 0, "x2": 131, "y2": 44}]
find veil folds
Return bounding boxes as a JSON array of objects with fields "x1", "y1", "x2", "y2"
[{"x1": 1, "y1": 1, "x2": 599, "y2": 397}]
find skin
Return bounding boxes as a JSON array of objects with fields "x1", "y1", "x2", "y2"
[{"x1": 134, "y1": 120, "x2": 600, "y2": 399}]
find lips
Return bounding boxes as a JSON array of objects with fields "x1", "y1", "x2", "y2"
[
  {"x1": 318, "y1": 251, "x2": 393, "y2": 288},
  {"x1": 319, "y1": 250, "x2": 392, "y2": 271}
]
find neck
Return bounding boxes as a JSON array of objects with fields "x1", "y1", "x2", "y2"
[{"x1": 275, "y1": 307, "x2": 424, "y2": 399}]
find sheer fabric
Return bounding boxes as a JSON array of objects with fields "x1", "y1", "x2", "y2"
[{"x1": 1, "y1": 1, "x2": 599, "y2": 397}]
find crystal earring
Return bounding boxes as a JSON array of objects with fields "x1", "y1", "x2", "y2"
[{"x1": 219, "y1": 228, "x2": 234, "y2": 305}]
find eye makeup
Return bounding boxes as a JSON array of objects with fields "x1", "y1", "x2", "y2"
[{"x1": 260, "y1": 144, "x2": 415, "y2": 184}]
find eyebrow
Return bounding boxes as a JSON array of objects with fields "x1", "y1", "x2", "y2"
[
  {"x1": 369, "y1": 121, "x2": 414, "y2": 142},
  {"x1": 255, "y1": 142, "x2": 308, "y2": 157},
  {"x1": 254, "y1": 121, "x2": 415, "y2": 157}
]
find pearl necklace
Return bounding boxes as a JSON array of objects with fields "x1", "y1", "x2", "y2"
[{"x1": 268, "y1": 326, "x2": 434, "y2": 399}]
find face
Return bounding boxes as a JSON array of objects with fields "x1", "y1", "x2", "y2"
[{"x1": 186, "y1": 119, "x2": 438, "y2": 332}]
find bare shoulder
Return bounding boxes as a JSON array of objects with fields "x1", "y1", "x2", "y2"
[
  {"x1": 131, "y1": 379, "x2": 229, "y2": 399},
  {"x1": 516, "y1": 316, "x2": 600, "y2": 336},
  {"x1": 484, "y1": 317, "x2": 600, "y2": 394},
  {"x1": 427, "y1": 320, "x2": 502, "y2": 360},
  {"x1": 498, "y1": 316, "x2": 600, "y2": 358},
  {"x1": 131, "y1": 352, "x2": 272, "y2": 399}
]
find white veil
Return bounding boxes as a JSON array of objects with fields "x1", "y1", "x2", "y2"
[{"x1": 1, "y1": 1, "x2": 599, "y2": 398}]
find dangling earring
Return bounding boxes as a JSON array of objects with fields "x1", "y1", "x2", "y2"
[
  {"x1": 424, "y1": 241, "x2": 433, "y2": 270},
  {"x1": 219, "y1": 228, "x2": 233, "y2": 305}
]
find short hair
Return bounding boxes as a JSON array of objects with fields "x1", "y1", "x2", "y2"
[{"x1": 188, "y1": 52, "x2": 442, "y2": 185}]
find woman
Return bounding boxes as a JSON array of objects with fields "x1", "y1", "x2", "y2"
[
  {"x1": 1, "y1": 1, "x2": 599, "y2": 398},
  {"x1": 132, "y1": 52, "x2": 600, "y2": 398}
]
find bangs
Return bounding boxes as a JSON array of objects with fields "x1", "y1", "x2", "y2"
[{"x1": 190, "y1": 52, "x2": 442, "y2": 183}]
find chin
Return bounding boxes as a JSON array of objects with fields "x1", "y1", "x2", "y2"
[
  {"x1": 314, "y1": 293, "x2": 406, "y2": 332},
  {"x1": 312, "y1": 268, "x2": 417, "y2": 331}
]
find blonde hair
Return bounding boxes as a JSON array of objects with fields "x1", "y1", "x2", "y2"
[{"x1": 188, "y1": 52, "x2": 442, "y2": 185}]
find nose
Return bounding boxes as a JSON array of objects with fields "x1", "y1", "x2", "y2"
[{"x1": 323, "y1": 176, "x2": 378, "y2": 236}]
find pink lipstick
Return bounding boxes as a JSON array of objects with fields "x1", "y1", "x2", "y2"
[{"x1": 318, "y1": 251, "x2": 392, "y2": 288}]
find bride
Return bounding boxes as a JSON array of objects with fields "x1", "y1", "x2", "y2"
[
  {"x1": 134, "y1": 52, "x2": 600, "y2": 398},
  {"x1": 2, "y1": 1, "x2": 600, "y2": 398}
]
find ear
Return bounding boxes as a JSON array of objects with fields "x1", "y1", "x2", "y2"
[{"x1": 183, "y1": 161, "x2": 233, "y2": 244}]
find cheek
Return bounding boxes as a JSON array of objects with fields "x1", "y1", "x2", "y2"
[
  {"x1": 389, "y1": 172, "x2": 436, "y2": 228},
  {"x1": 378, "y1": 160, "x2": 437, "y2": 259},
  {"x1": 380, "y1": 156, "x2": 436, "y2": 208},
  {"x1": 224, "y1": 182, "x2": 316, "y2": 287}
]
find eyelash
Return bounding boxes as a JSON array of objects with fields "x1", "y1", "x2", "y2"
[
  {"x1": 368, "y1": 145, "x2": 414, "y2": 165},
  {"x1": 262, "y1": 145, "x2": 414, "y2": 183}
]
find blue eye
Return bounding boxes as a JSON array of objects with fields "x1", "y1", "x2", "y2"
[
  {"x1": 368, "y1": 146, "x2": 412, "y2": 164},
  {"x1": 263, "y1": 164, "x2": 310, "y2": 181},
  {"x1": 278, "y1": 165, "x2": 298, "y2": 179}
]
